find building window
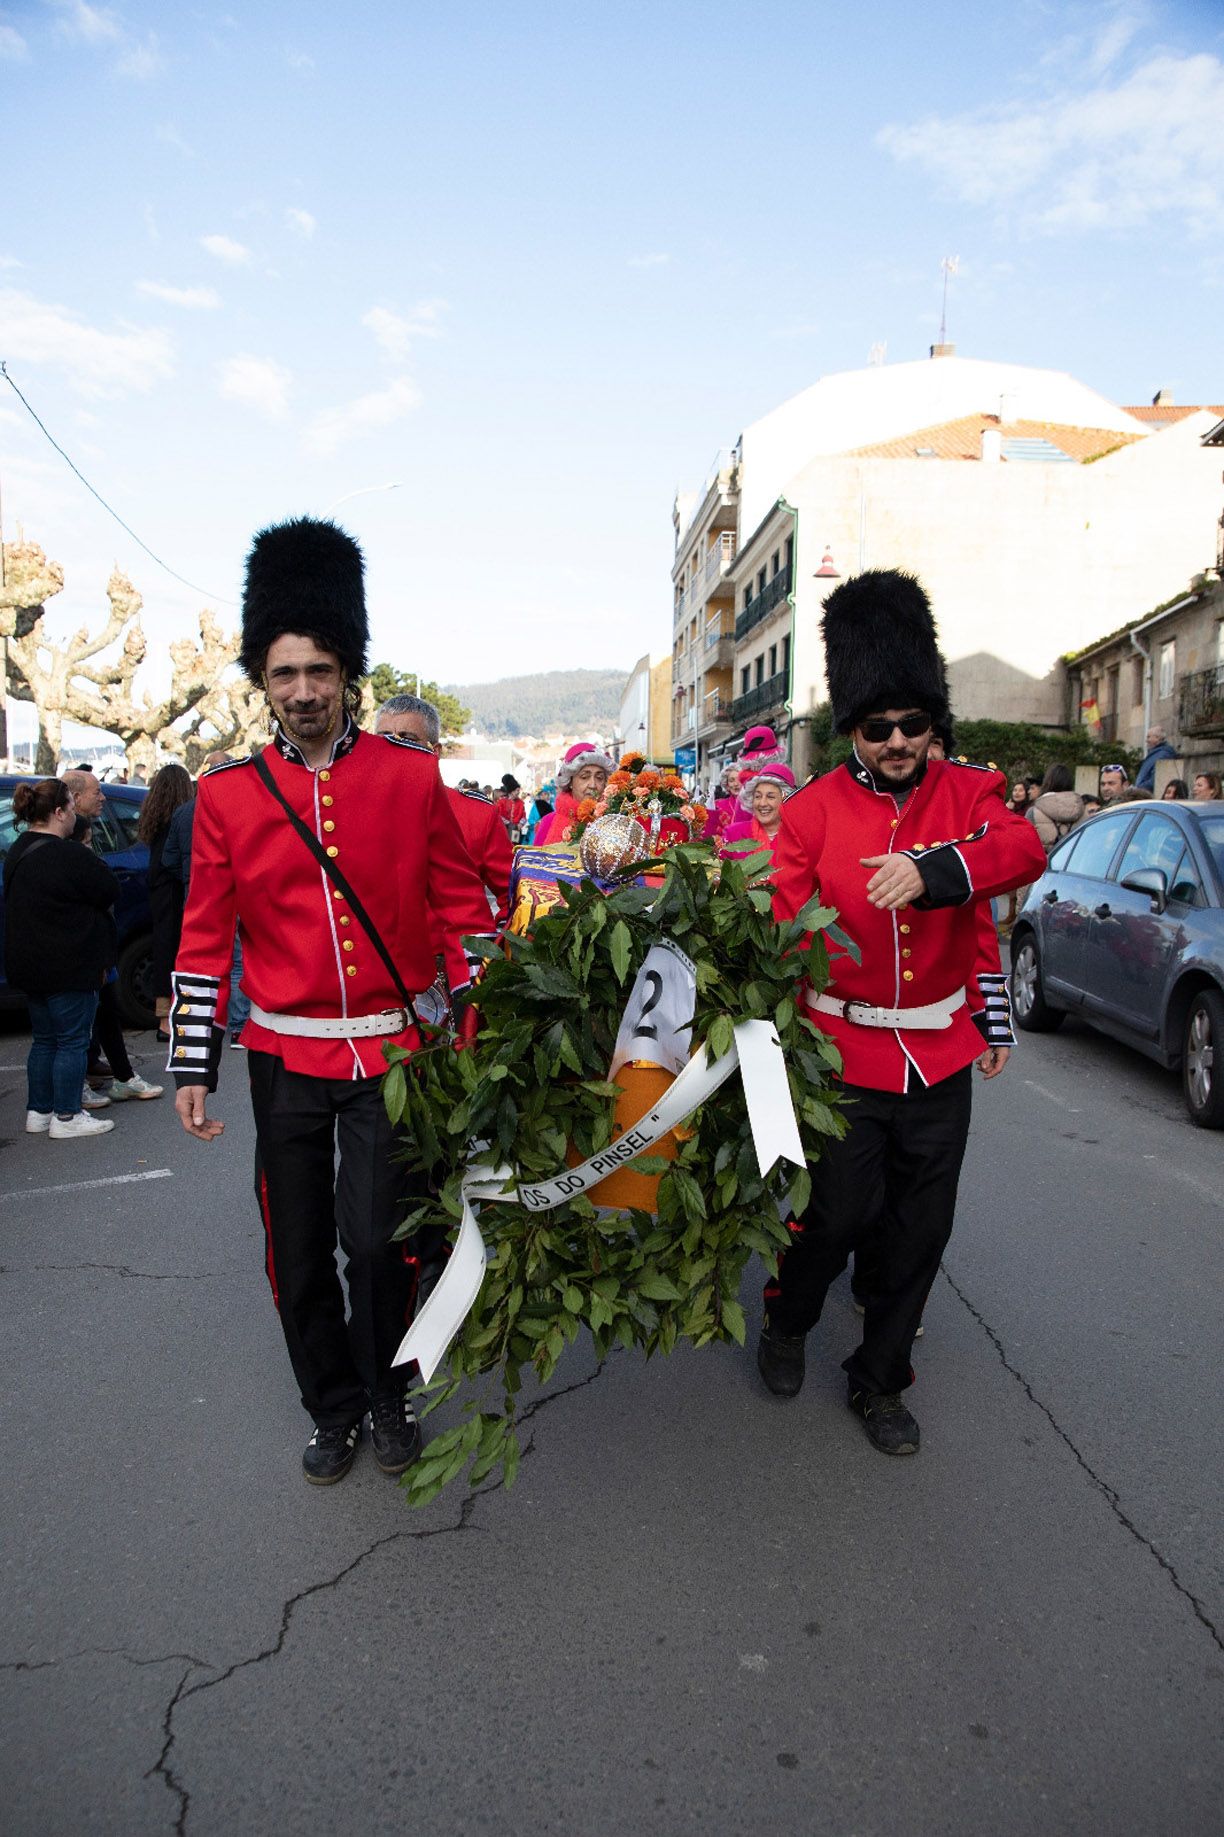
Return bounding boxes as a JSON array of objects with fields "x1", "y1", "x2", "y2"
[
  {"x1": 741, "y1": 666, "x2": 750, "y2": 696},
  {"x1": 768, "y1": 643, "x2": 777, "y2": 677},
  {"x1": 1159, "y1": 640, "x2": 1176, "y2": 700},
  {"x1": 771, "y1": 550, "x2": 780, "y2": 577},
  {"x1": 1132, "y1": 657, "x2": 1144, "y2": 705},
  {"x1": 781, "y1": 634, "x2": 791, "y2": 676},
  {"x1": 785, "y1": 536, "x2": 793, "y2": 571},
  {"x1": 757, "y1": 568, "x2": 766, "y2": 597},
  {"x1": 755, "y1": 655, "x2": 765, "y2": 687},
  {"x1": 743, "y1": 586, "x2": 752, "y2": 612}
]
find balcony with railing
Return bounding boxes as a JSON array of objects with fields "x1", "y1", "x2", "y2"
[
  {"x1": 696, "y1": 687, "x2": 733, "y2": 738},
  {"x1": 702, "y1": 530, "x2": 737, "y2": 591},
  {"x1": 734, "y1": 563, "x2": 792, "y2": 643},
  {"x1": 1179, "y1": 665, "x2": 1224, "y2": 736},
  {"x1": 703, "y1": 615, "x2": 735, "y2": 669},
  {"x1": 731, "y1": 671, "x2": 788, "y2": 725}
]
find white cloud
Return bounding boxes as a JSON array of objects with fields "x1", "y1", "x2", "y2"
[
  {"x1": 114, "y1": 31, "x2": 161, "y2": 78},
  {"x1": 200, "y1": 233, "x2": 251, "y2": 266},
  {"x1": 628, "y1": 252, "x2": 670, "y2": 268},
  {"x1": 0, "y1": 23, "x2": 29, "y2": 58},
  {"x1": 217, "y1": 354, "x2": 292, "y2": 420},
  {"x1": 303, "y1": 375, "x2": 421, "y2": 457},
  {"x1": 285, "y1": 207, "x2": 316, "y2": 240},
  {"x1": 51, "y1": 1, "x2": 121, "y2": 44},
  {"x1": 287, "y1": 48, "x2": 314, "y2": 70},
  {"x1": 136, "y1": 280, "x2": 220, "y2": 309},
  {"x1": 879, "y1": 50, "x2": 1224, "y2": 238},
  {"x1": 361, "y1": 300, "x2": 446, "y2": 361},
  {"x1": 0, "y1": 254, "x2": 24, "y2": 269},
  {"x1": 0, "y1": 287, "x2": 174, "y2": 395}
]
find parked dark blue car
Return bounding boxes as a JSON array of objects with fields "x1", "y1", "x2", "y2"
[
  {"x1": 0, "y1": 776, "x2": 155, "y2": 1028},
  {"x1": 1010, "y1": 799, "x2": 1224, "y2": 1127}
]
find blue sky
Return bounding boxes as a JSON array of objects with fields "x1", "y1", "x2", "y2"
[{"x1": 1, "y1": 0, "x2": 1222, "y2": 706}]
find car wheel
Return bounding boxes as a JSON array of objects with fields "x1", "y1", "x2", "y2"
[
  {"x1": 116, "y1": 932, "x2": 157, "y2": 1031},
  {"x1": 1010, "y1": 933, "x2": 1064, "y2": 1033},
  {"x1": 1182, "y1": 988, "x2": 1224, "y2": 1129}
]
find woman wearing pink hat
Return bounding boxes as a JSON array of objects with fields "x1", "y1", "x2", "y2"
[
  {"x1": 533, "y1": 743, "x2": 615, "y2": 846},
  {"x1": 721, "y1": 761, "x2": 796, "y2": 859}
]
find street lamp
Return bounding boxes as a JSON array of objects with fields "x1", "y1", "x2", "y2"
[{"x1": 324, "y1": 482, "x2": 406, "y2": 517}]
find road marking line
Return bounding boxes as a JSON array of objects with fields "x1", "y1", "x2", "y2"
[
  {"x1": 0, "y1": 1169, "x2": 174, "y2": 1202},
  {"x1": 1023, "y1": 1078, "x2": 1079, "y2": 1111}
]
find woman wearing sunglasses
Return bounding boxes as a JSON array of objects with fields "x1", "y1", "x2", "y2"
[{"x1": 760, "y1": 569, "x2": 1046, "y2": 1459}]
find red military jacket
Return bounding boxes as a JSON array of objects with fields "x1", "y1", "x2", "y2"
[
  {"x1": 433, "y1": 786, "x2": 513, "y2": 989},
  {"x1": 772, "y1": 753, "x2": 1047, "y2": 1093},
  {"x1": 168, "y1": 722, "x2": 494, "y2": 1086}
]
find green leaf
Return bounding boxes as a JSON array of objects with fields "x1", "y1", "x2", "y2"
[
  {"x1": 609, "y1": 919, "x2": 632, "y2": 985},
  {"x1": 794, "y1": 895, "x2": 838, "y2": 933},
  {"x1": 638, "y1": 1272, "x2": 682, "y2": 1302},
  {"x1": 721, "y1": 1297, "x2": 747, "y2": 1345}
]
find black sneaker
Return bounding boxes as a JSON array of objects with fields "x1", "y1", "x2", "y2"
[
  {"x1": 848, "y1": 1384, "x2": 920, "y2": 1455},
  {"x1": 369, "y1": 1391, "x2": 422, "y2": 1475},
  {"x1": 303, "y1": 1420, "x2": 360, "y2": 1485},
  {"x1": 757, "y1": 1325, "x2": 806, "y2": 1398}
]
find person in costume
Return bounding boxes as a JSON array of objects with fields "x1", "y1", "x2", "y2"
[
  {"x1": 494, "y1": 774, "x2": 527, "y2": 844},
  {"x1": 375, "y1": 692, "x2": 512, "y2": 987},
  {"x1": 170, "y1": 519, "x2": 494, "y2": 1486},
  {"x1": 759, "y1": 569, "x2": 1045, "y2": 1454},
  {"x1": 704, "y1": 759, "x2": 744, "y2": 840},
  {"x1": 533, "y1": 743, "x2": 614, "y2": 845},
  {"x1": 721, "y1": 762, "x2": 796, "y2": 858}
]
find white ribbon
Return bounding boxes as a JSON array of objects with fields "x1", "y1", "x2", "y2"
[{"x1": 393, "y1": 1017, "x2": 804, "y2": 1381}]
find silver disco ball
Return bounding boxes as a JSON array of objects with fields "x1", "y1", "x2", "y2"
[{"x1": 579, "y1": 811, "x2": 651, "y2": 879}]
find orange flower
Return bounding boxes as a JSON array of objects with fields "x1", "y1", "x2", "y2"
[
  {"x1": 619, "y1": 751, "x2": 646, "y2": 773},
  {"x1": 636, "y1": 768, "x2": 661, "y2": 790},
  {"x1": 575, "y1": 798, "x2": 597, "y2": 823},
  {"x1": 607, "y1": 771, "x2": 633, "y2": 793}
]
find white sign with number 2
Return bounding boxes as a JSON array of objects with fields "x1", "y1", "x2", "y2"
[{"x1": 610, "y1": 941, "x2": 697, "y2": 1078}]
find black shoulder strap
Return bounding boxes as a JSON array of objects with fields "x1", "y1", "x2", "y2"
[{"x1": 251, "y1": 748, "x2": 414, "y2": 1012}]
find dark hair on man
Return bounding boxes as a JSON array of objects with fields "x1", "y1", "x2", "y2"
[
  {"x1": 1039, "y1": 763, "x2": 1074, "y2": 795},
  {"x1": 12, "y1": 778, "x2": 72, "y2": 827},
  {"x1": 137, "y1": 763, "x2": 194, "y2": 845}
]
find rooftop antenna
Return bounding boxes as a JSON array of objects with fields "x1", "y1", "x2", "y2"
[{"x1": 939, "y1": 255, "x2": 960, "y2": 346}]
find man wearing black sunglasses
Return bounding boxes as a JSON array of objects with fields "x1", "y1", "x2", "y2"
[{"x1": 760, "y1": 569, "x2": 1045, "y2": 1456}]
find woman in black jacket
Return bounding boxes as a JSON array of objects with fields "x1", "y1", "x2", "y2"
[
  {"x1": 3, "y1": 778, "x2": 120, "y2": 1139},
  {"x1": 138, "y1": 764, "x2": 194, "y2": 1043}
]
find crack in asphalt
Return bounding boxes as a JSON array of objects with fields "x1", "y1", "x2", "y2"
[
  {"x1": 0, "y1": 1262, "x2": 229, "y2": 1282},
  {"x1": 0, "y1": 1645, "x2": 210, "y2": 1674},
  {"x1": 146, "y1": 1357, "x2": 607, "y2": 1834},
  {"x1": 941, "y1": 1265, "x2": 1224, "y2": 1656}
]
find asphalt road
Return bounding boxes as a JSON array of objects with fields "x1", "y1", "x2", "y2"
[{"x1": 1, "y1": 1013, "x2": 1221, "y2": 1836}]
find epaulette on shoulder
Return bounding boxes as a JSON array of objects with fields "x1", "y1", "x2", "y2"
[
  {"x1": 380, "y1": 733, "x2": 434, "y2": 757},
  {"x1": 950, "y1": 756, "x2": 999, "y2": 775},
  {"x1": 460, "y1": 787, "x2": 493, "y2": 804},
  {"x1": 202, "y1": 755, "x2": 253, "y2": 779}
]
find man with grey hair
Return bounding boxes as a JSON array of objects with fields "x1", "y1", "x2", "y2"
[
  {"x1": 63, "y1": 769, "x2": 105, "y2": 823},
  {"x1": 1136, "y1": 722, "x2": 1178, "y2": 792},
  {"x1": 374, "y1": 696, "x2": 512, "y2": 984}
]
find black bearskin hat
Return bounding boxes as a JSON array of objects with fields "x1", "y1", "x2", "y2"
[
  {"x1": 240, "y1": 518, "x2": 368, "y2": 682},
  {"x1": 820, "y1": 568, "x2": 949, "y2": 734}
]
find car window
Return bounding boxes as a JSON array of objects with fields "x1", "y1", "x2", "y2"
[
  {"x1": 1199, "y1": 817, "x2": 1224, "y2": 891},
  {"x1": 1167, "y1": 847, "x2": 1206, "y2": 908},
  {"x1": 0, "y1": 794, "x2": 18, "y2": 860},
  {"x1": 1060, "y1": 811, "x2": 1134, "y2": 881},
  {"x1": 103, "y1": 796, "x2": 144, "y2": 848},
  {"x1": 1048, "y1": 829, "x2": 1081, "y2": 870},
  {"x1": 1115, "y1": 813, "x2": 1186, "y2": 886},
  {"x1": 88, "y1": 806, "x2": 123, "y2": 856}
]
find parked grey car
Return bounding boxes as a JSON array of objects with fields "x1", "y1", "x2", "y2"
[{"x1": 1010, "y1": 800, "x2": 1224, "y2": 1127}]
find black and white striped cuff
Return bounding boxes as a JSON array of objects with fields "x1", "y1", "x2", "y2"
[
  {"x1": 976, "y1": 972, "x2": 1014, "y2": 1047},
  {"x1": 458, "y1": 932, "x2": 497, "y2": 989},
  {"x1": 167, "y1": 972, "x2": 223, "y2": 1077}
]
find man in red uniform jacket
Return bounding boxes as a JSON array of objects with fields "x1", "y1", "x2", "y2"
[
  {"x1": 171, "y1": 519, "x2": 493, "y2": 1486},
  {"x1": 760, "y1": 570, "x2": 1046, "y2": 1455}
]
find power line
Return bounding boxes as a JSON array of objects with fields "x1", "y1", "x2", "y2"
[{"x1": 0, "y1": 361, "x2": 237, "y2": 606}]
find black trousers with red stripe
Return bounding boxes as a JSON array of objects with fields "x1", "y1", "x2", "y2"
[
  {"x1": 248, "y1": 1051, "x2": 422, "y2": 1429},
  {"x1": 764, "y1": 1067, "x2": 972, "y2": 1396}
]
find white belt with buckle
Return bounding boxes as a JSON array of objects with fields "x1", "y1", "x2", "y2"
[
  {"x1": 248, "y1": 1001, "x2": 410, "y2": 1039},
  {"x1": 805, "y1": 988, "x2": 966, "y2": 1031}
]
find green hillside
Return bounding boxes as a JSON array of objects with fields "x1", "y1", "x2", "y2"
[{"x1": 443, "y1": 667, "x2": 627, "y2": 738}]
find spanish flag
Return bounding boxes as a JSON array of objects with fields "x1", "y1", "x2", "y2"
[{"x1": 1080, "y1": 695, "x2": 1103, "y2": 737}]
